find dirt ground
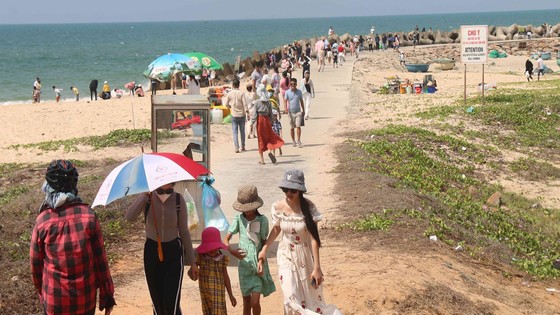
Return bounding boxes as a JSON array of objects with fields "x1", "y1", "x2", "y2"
[{"x1": 2, "y1": 42, "x2": 560, "y2": 314}]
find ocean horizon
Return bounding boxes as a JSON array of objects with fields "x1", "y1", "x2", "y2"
[{"x1": 1, "y1": 9, "x2": 559, "y2": 104}]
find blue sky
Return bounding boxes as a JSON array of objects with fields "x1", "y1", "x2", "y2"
[{"x1": 3, "y1": 0, "x2": 559, "y2": 24}]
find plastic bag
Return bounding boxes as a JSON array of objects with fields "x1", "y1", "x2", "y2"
[
  {"x1": 222, "y1": 114, "x2": 232, "y2": 124},
  {"x1": 183, "y1": 188, "x2": 199, "y2": 232},
  {"x1": 200, "y1": 177, "x2": 229, "y2": 237}
]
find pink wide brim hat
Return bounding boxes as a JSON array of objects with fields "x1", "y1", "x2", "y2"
[{"x1": 196, "y1": 227, "x2": 228, "y2": 254}]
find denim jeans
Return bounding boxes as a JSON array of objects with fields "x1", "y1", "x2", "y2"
[{"x1": 231, "y1": 116, "x2": 246, "y2": 150}]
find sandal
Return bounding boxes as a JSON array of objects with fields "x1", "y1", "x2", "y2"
[
  {"x1": 258, "y1": 161, "x2": 265, "y2": 165},
  {"x1": 268, "y1": 152, "x2": 277, "y2": 164}
]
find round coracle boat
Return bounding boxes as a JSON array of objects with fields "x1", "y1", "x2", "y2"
[
  {"x1": 432, "y1": 58, "x2": 455, "y2": 70},
  {"x1": 532, "y1": 52, "x2": 551, "y2": 60},
  {"x1": 405, "y1": 63, "x2": 430, "y2": 73}
]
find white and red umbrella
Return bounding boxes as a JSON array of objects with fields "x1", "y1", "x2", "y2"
[{"x1": 92, "y1": 152, "x2": 209, "y2": 207}]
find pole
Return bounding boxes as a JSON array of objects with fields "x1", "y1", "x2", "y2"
[
  {"x1": 464, "y1": 64, "x2": 467, "y2": 106},
  {"x1": 481, "y1": 64, "x2": 485, "y2": 105}
]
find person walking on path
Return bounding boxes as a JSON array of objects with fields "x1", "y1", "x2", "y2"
[
  {"x1": 258, "y1": 169, "x2": 342, "y2": 315},
  {"x1": 251, "y1": 85, "x2": 284, "y2": 165},
  {"x1": 537, "y1": 54, "x2": 545, "y2": 81},
  {"x1": 30, "y1": 160, "x2": 116, "y2": 315},
  {"x1": 525, "y1": 59, "x2": 534, "y2": 81},
  {"x1": 225, "y1": 185, "x2": 276, "y2": 315},
  {"x1": 52, "y1": 86, "x2": 63, "y2": 103},
  {"x1": 195, "y1": 227, "x2": 237, "y2": 315},
  {"x1": 284, "y1": 78, "x2": 305, "y2": 148},
  {"x1": 224, "y1": 79, "x2": 248, "y2": 153},
  {"x1": 33, "y1": 77, "x2": 42, "y2": 103},
  {"x1": 244, "y1": 83, "x2": 257, "y2": 139},
  {"x1": 251, "y1": 63, "x2": 264, "y2": 89},
  {"x1": 301, "y1": 70, "x2": 315, "y2": 120},
  {"x1": 126, "y1": 183, "x2": 199, "y2": 315},
  {"x1": 70, "y1": 86, "x2": 79, "y2": 101},
  {"x1": 89, "y1": 79, "x2": 98, "y2": 101}
]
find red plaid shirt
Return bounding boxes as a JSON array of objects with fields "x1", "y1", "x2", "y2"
[{"x1": 30, "y1": 201, "x2": 115, "y2": 315}]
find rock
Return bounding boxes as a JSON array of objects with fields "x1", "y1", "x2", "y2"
[{"x1": 486, "y1": 192, "x2": 502, "y2": 207}]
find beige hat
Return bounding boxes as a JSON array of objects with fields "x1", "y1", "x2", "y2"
[{"x1": 232, "y1": 185, "x2": 264, "y2": 212}]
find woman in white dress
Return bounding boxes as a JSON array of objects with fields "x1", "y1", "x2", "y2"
[{"x1": 259, "y1": 169, "x2": 341, "y2": 315}]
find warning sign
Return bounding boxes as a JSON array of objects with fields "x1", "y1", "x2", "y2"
[{"x1": 460, "y1": 25, "x2": 488, "y2": 64}]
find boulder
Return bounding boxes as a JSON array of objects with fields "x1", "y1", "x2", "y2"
[
  {"x1": 222, "y1": 63, "x2": 234, "y2": 77},
  {"x1": 242, "y1": 58, "x2": 254, "y2": 73},
  {"x1": 252, "y1": 51, "x2": 262, "y2": 62},
  {"x1": 340, "y1": 33, "x2": 351, "y2": 43},
  {"x1": 486, "y1": 192, "x2": 502, "y2": 207},
  {"x1": 327, "y1": 34, "x2": 340, "y2": 44}
]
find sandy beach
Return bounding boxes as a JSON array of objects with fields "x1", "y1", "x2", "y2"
[{"x1": 4, "y1": 40, "x2": 560, "y2": 314}]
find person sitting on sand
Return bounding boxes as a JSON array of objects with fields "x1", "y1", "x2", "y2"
[
  {"x1": 101, "y1": 81, "x2": 111, "y2": 100},
  {"x1": 135, "y1": 84, "x2": 145, "y2": 97}
]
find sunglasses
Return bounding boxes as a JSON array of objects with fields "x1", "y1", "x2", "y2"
[
  {"x1": 281, "y1": 188, "x2": 299, "y2": 193},
  {"x1": 156, "y1": 188, "x2": 174, "y2": 195}
]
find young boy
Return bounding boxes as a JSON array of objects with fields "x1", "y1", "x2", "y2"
[{"x1": 52, "y1": 86, "x2": 63, "y2": 103}]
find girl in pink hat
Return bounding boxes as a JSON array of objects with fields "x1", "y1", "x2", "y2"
[{"x1": 195, "y1": 227, "x2": 237, "y2": 314}]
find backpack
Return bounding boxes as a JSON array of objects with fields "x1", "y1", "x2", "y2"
[{"x1": 144, "y1": 193, "x2": 181, "y2": 224}]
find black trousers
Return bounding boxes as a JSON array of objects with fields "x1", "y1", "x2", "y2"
[
  {"x1": 90, "y1": 89, "x2": 97, "y2": 100},
  {"x1": 144, "y1": 238, "x2": 184, "y2": 315}
]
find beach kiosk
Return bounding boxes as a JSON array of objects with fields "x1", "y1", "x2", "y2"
[{"x1": 151, "y1": 94, "x2": 212, "y2": 240}]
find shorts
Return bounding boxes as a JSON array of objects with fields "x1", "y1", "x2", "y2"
[{"x1": 288, "y1": 111, "x2": 302, "y2": 128}]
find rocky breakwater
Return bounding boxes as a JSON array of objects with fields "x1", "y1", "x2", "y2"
[{"x1": 212, "y1": 23, "x2": 560, "y2": 83}]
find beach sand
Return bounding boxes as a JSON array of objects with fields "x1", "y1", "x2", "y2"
[{"x1": 5, "y1": 42, "x2": 560, "y2": 314}]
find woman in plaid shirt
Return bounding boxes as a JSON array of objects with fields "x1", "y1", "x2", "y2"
[{"x1": 30, "y1": 160, "x2": 116, "y2": 315}]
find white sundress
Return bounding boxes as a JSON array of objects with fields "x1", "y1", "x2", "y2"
[{"x1": 271, "y1": 202, "x2": 342, "y2": 315}]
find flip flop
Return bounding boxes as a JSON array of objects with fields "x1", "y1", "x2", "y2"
[
  {"x1": 258, "y1": 161, "x2": 265, "y2": 165},
  {"x1": 268, "y1": 152, "x2": 277, "y2": 164}
]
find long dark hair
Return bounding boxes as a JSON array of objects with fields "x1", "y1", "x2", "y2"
[{"x1": 299, "y1": 192, "x2": 321, "y2": 247}]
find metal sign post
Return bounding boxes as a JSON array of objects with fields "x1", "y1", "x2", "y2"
[{"x1": 460, "y1": 25, "x2": 488, "y2": 105}]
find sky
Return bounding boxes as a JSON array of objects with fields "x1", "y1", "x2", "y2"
[{"x1": 3, "y1": 0, "x2": 559, "y2": 24}]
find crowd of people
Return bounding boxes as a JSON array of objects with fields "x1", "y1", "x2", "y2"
[{"x1": 30, "y1": 159, "x2": 341, "y2": 315}]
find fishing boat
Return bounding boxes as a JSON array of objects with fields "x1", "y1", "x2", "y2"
[{"x1": 405, "y1": 63, "x2": 430, "y2": 73}]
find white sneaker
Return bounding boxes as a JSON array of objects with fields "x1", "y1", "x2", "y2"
[
  {"x1": 298, "y1": 142, "x2": 303, "y2": 148},
  {"x1": 292, "y1": 142, "x2": 297, "y2": 147}
]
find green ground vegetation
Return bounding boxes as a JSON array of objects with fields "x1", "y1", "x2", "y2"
[{"x1": 342, "y1": 82, "x2": 560, "y2": 278}]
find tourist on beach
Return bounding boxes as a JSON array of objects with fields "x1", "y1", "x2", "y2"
[
  {"x1": 187, "y1": 75, "x2": 201, "y2": 95},
  {"x1": 302, "y1": 70, "x2": 315, "y2": 120},
  {"x1": 525, "y1": 59, "x2": 534, "y2": 81},
  {"x1": 332, "y1": 44, "x2": 339, "y2": 68},
  {"x1": 244, "y1": 83, "x2": 257, "y2": 139},
  {"x1": 112, "y1": 88, "x2": 124, "y2": 99},
  {"x1": 224, "y1": 79, "x2": 248, "y2": 153},
  {"x1": 195, "y1": 227, "x2": 237, "y2": 314},
  {"x1": 315, "y1": 39, "x2": 324, "y2": 66},
  {"x1": 285, "y1": 78, "x2": 305, "y2": 148},
  {"x1": 135, "y1": 84, "x2": 145, "y2": 97},
  {"x1": 301, "y1": 56, "x2": 311, "y2": 78},
  {"x1": 101, "y1": 81, "x2": 111, "y2": 100},
  {"x1": 52, "y1": 86, "x2": 63, "y2": 103},
  {"x1": 209, "y1": 69, "x2": 216, "y2": 87},
  {"x1": 171, "y1": 71, "x2": 178, "y2": 94},
  {"x1": 375, "y1": 34, "x2": 380, "y2": 50},
  {"x1": 258, "y1": 169, "x2": 342, "y2": 315},
  {"x1": 337, "y1": 42, "x2": 346, "y2": 65},
  {"x1": 31, "y1": 160, "x2": 116, "y2": 315},
  {"x1": 182, "y1": 73, "x2": 187, "y2": 89},
  {"x1": 70, "y1": 86, "x2": 79, "y2": 101},
  {"x1": 124, "y1": 81, "x2": 136, "y2": 96},
  {"x1": 279, "y1": 71, "x2": 290, "y2": 112},
  {"x1": 537, "y1": 54, "x2": 544, "y2": 81},
  {"x1": 224, "y1": 185, "x2": 276, "y2": 315},
  {"x1": 125, "y1": 182, "x2": 198, "y2": 315},
  {"x1": 251, "y1": 84, "x2": 284, "y2": 165},
  {"x1": 89, "y1": 79, "x2": 98, "y2": 101},
  {"x1": 399, "y1": 50, "x2": 406, "y2": 67},
  {"x1": 33, "y1": 77, "x2": 42, "y2": 103},
  {"x1": 367, "y1": 35, "x2": 373, "y2": 52},
  {"x1": 251, "y1": 63, "x2": 264, "y2": 89}
]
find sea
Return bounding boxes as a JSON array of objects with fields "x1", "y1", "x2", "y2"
[{"x1": 1, "y1": 9, "x2": 559, "y2": 104}]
